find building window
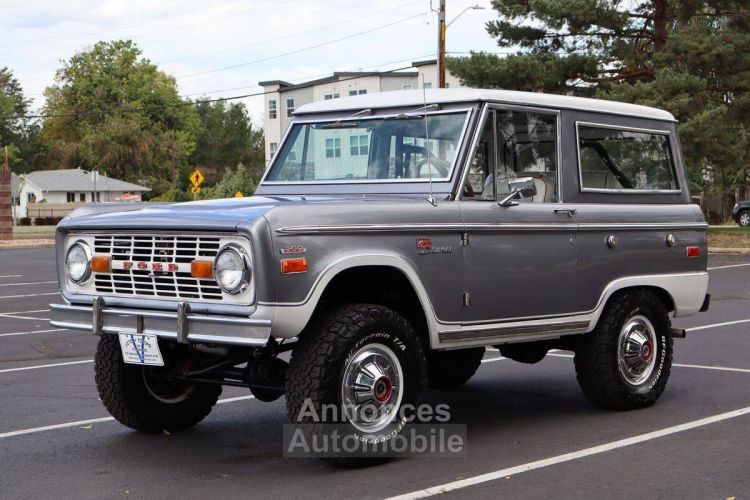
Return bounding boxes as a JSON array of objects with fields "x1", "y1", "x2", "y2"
[
  {"x1": 27, "y1": 193, "x2": 36, "y2": 204},
  {"x1": 350, "y1": 135, "x2": 369, "y2": 156},
  {"x1": 268, "y1": 100, "x2": 277, "y2": 119},
  {"x1": 79, "y1": 193, "x2": 86, "y2": 202},
  {"x1": 402, "y1": 83, "x2": 413, "y2": 90},
  {"x1": 286, "y1": 98, "x2": 295, "y2": 117},
  {"x1": 325, "y1": 138, "x2": 341, "y2": 158},
  {"x1": 270, "y1": 142, "x2": 278, "y2": 157},
  {"x1": 96, "y1": 192, "x2": 101, "y2": 202},
  {"x1": 66, "y1": 192, "x2": 75, "y2": 203},
  {"x1": 423, "y1": 82, "x2": 432, "y2": 89},
  {"x1": 324, "y1": 94, "x2": 333, "y2": 100},
  {"x1": 349, "y1": 89, "x2": 367, "y2": 96}
]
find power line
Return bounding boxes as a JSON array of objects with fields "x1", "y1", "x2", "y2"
[
  {"x1": 13, "y1": 65, "x2": 420, "y2": 120},
  {"x1": 175, "y1": 11, "x2": 429, "y2": 79},
  {"x1": 157, "y1": 0, "x2": 422, "y2": 65},
  {"x1": 180, "y1": 52, "x2": 437, "y2": 98},
  {"x1": 0, "y1": 0, "x2": 298, "y2": 58}
]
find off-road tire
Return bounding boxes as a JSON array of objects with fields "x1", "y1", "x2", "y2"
[
  {"x1": 94, "y1": 334, "x2": 222, "y2": 432},
  {"x1": 426, "y1": 347, "x2": 485, "y2": 388},
  {"x1": 285, "y1": 304, "x2": 427, "y2": 468},
  {"x1": 574, "y1": 289, "x2": 673, "y2": 411}
]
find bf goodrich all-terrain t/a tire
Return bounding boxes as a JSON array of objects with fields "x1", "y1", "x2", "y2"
[
  {"x1": 94, "y1": 334, "x2": 221, "y2": 432},
  {"x1": 285, "y1": 304, "x2": 427, "y2": 467},
  {"x1": 574, "y1": 289, "x2": 673, "y2": 411},
  {"x1": 426, "y1": 347, "x2": 485, "y2": 388}
]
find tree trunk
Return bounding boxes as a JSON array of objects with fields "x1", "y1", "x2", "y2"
[{"x1": 653, "y1": 0, "x2": 669, "y2": 52}]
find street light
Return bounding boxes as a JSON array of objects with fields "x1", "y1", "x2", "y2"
[
  {"x1": 438, "y1": 3, "x2": 485, "y2": 88},
  {"x1": 447, "y1": 4, "x2": 485, "y2": 27}
]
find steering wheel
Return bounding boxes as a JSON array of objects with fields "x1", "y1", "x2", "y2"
[{"x1": 416, "y1": 155, "x2": 449, "y2": 178}]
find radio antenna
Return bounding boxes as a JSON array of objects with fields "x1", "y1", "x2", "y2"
[{"x1": 422, "y1": 76, "x2": 437, "y2": 206}]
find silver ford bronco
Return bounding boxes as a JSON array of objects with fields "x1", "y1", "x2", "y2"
[{"x1": 51, "y1": 89, "x2": 709, "y2": 463}]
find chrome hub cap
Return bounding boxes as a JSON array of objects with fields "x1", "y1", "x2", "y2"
[
  {"x1": 341, "y1": 342, "x2": 403, "y2": 433},
  {"x1": 740, "y1": 212, "x2": 750, "y2": 226},
  {"x1": 618, "y1": 315, "x2": 658, "y2": 386}
]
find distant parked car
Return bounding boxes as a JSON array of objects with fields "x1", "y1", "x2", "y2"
[{"x1": 732, "y1": 200, "x2": 750, "y2": 226}]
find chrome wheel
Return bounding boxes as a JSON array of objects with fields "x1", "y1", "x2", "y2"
[
  {"x1": 740, "y1": 211, "x2": 750, "y2": 227},
  {"x1": 341, "y1": 342, "x2": 403, "y2": 433},
  {"x1": 617, "y1": 315, "x2": 658, "y2": 386}
]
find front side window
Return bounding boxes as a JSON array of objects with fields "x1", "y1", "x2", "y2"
[
  {"x1": 268, "y1": 100, "x2": 277, "y2": 119},
  {"x1": 286, "y1": 98, "x2": 295, "y2": 118},
  {"x1": 578, "y1": 125, "x2": 678, "y2": 191},
  {"x1": 464, "y1": 108, "x2": 558, "y2": 202},
  {"x1": 265, "y1": 111, "x2": 468, "y2": 183}
]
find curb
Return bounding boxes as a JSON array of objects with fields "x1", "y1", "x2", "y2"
[
  {"x1": 708, "y1": 247, "x2": 750, "y2": 255},
  {"x1": 0, "y1": 239, "x2": 55, "y2": 250}
]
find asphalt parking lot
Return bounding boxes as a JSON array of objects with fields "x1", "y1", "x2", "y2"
[{"x1": 1, "y1": 247, "x2": 749, "y2": 499}]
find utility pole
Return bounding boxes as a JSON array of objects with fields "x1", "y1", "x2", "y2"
[{"x1": 437, "y1": 0, "x2": 446, "y2": 88}]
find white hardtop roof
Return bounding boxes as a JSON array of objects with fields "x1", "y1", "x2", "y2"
[{"x1": 295, "y1": 88, "x2": 675, "y2": 122}]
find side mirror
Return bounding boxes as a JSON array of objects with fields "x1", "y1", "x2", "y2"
[{"x1": 499, "y1": 177, "x2": 537, "y2": 206}]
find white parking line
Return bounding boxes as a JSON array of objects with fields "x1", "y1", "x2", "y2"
[
  {"x1": 481, "y1": 356, "x2": 505, "y2": 364},
  {"x1": 0, "y1": 360, "x2": 93, "y2": 374},
  {"x1": 0, "y1": 328, "x2": 67, "y2": 338},
  {"x1": 0, "y1": 292, "x2": 59, "y2": 300},
  {"x1": 0, "y1": 309, "x2": 49, "y2": 314},
  {"x1": 0, "y1": 395, "x2": 255, "y2": 440},
  {"x1": 0, "y1": 274, "x2": 23, "y2": 278},
  {"x1": 707, "y1": 263, "x2": 750, "y2": 271},
  {"x1": 688, "y1": 318, "x2": 750, "y2": 332},
  {"x1": 0, "y1": 281, "x2": 57, "y2": 287},
  {"x1": 547, "y1": 352, "x2": 750, "y2": 374},
  {"x1": 387, "y1": 405, "x2": 750, "y2": 500},
  {"x1": 0, "y1": 313, "x2": 50, "y2": 320}
]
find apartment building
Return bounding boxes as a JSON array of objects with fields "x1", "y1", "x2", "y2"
[{"x1": 259, "y1": 60, "x2": 463, "y2": 164}]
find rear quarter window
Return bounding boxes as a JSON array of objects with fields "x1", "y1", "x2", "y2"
[{"x1": 577, "y1": 123, "x2": 679, "y2": 193}]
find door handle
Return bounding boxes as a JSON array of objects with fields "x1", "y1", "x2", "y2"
[{"x1": 554, "y1": 208, "x2": 577, "y2": 217}]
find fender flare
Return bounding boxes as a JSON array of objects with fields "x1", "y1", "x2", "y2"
[{"x1": 268, "y1": 253, "x2": 441, "y2": 344}]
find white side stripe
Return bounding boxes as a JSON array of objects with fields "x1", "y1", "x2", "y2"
[
  {"x1": 0, "y1": 281, "x2": 57, "y2": 287},
  {"x1": 387, "y1": 406, "x2": 750, "y2": 500}
]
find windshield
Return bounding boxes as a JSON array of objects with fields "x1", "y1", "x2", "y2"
[{"x1": 264, "y1": 111, "x2": 469, "y2": 183}]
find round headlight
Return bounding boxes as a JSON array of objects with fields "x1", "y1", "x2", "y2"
[
  {"x1": 214, "y1": 246, "x2": 250, "y2": 294},
  {"x1": 66, "y1": 241, "x2": 92, "y2": 283}
]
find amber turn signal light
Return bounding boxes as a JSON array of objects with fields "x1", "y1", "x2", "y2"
[
  {"x1": 191, "y1": 260, "x2": 213, "y2": 278},
  {"x1": 91, "y1": 256, "x2": 111, "y2": 273},
  {"x1": 281, "y1": 257, "x2": 307, "y2": 274}
]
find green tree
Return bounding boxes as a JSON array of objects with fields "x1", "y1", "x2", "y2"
[
  {"x1": 0, "y1": 67, "x2": 42, "y2": 172},
  {"x1": 447, "y1": 1, "x2": 750, "y2": 195},
  {"x1": 209, "y1": 163, "x2": 257, "y2": 199},
  {"x1": 41, "y1": 40, "x2": 200, "y2": 192},
  {"x1": 191, "y1": 100, "x2": 264, "y2": 170}
]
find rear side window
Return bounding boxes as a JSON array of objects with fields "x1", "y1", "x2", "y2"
[{"x1": 577, "y1": 124, "x2": 679, "y2": 192}]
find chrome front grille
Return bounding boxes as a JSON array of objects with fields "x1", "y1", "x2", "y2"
[{"x1": 92, "y1": 234, "x2": 224, "y2": 301}]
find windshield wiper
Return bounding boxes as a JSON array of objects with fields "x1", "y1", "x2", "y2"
[{"x1": 318, "y1": 122, "x2": 360, "y2": 129}]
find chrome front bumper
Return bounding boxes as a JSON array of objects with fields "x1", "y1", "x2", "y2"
[{"x1": 50, "y1": 298, "x2": 272, "y2": 346}]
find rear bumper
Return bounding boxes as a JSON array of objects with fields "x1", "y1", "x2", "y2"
[{"x1": 50, "y1": 299, "x2": 272, "y2": 347}]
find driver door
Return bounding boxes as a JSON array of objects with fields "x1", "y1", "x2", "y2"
[{"x1": 458, "y1": 106, "x2": 580, "y2": 328}]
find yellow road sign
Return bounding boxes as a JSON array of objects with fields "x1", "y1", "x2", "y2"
[
  {"x1": 189, "y1": 169, "x2": 204, "y2": 188},
  {"x1": 234, "y1": 191, "x2": 244, "y2": 198},
  {"x1": 190, "y1": 186, "x2": 202, "y2": 194}
]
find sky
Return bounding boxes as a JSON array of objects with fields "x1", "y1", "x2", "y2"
[{"x1": 1, "y1": 0, "x2": 502, "y2": 127}]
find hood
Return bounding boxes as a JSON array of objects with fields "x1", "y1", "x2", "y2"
[{"x1": 59, "y1": 195, "x2": 400, "y2": 231}]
